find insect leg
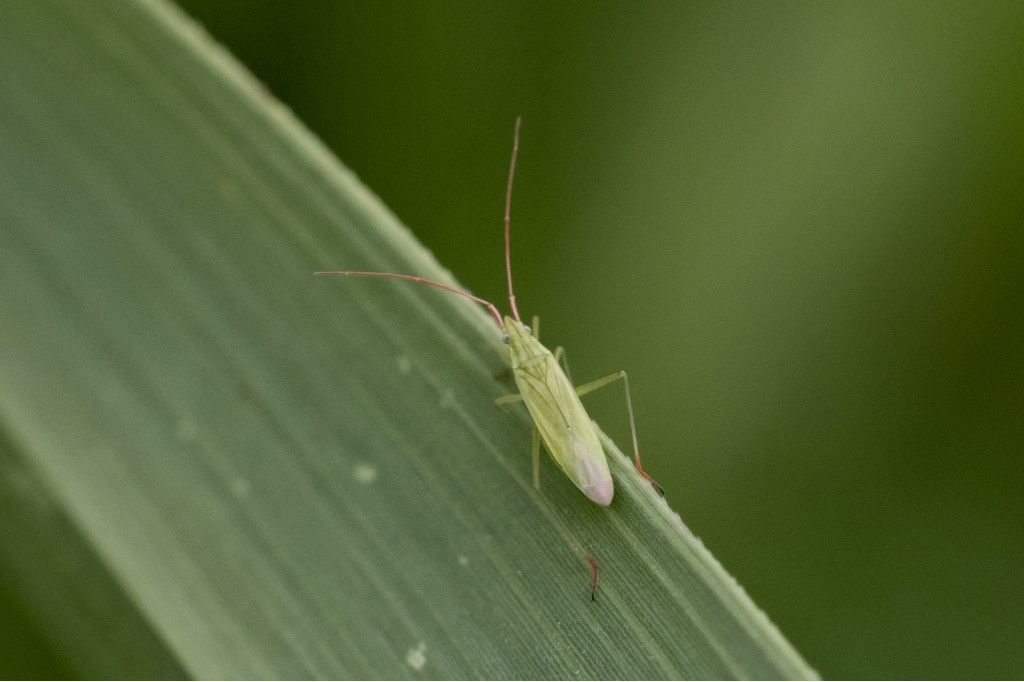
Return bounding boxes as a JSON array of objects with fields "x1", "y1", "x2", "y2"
[
  {"x1": 491, "y1": 343, "x2": 514, "y2": 381},
  {"x1": 494, "y1": 391, "x2": 543, "y2": 486},
  {"x1": 531, "y1": 425, "x2": 541, "y2": 489},
  {"x1": 573, "y1": 370, "x2": 663, "y2": 495},
  {"x1": 552, "y1": 346, "x2": 573, "y2": 383},
  {"x1": 531, "y1": 315, "x2": 540, "y2": 340},
  {"x1": 586, "y1": 556, "x2": 600, "y2": 601},
  {"x1": 494, "y1": 392, "x2": 523, "y2": 405}
]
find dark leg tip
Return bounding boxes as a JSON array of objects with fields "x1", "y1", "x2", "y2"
[{"x1": 637, "y1": 467, "x2": 665, "y2": 496}]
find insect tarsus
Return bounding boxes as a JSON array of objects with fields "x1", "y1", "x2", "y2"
[{"x1": 587, "y1": 556, "x2": 600, "y2": 601}]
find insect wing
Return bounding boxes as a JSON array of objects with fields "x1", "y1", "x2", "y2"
[{"x1": 513, "y1": 351, "x2": 614, "y2": 505}]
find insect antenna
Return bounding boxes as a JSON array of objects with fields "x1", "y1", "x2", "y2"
[
  {"x1": 318, "y1": 118, "x2": 524, "y2": 332},
  {"x1": 314, "y1": 270, "x2": 504, "y2": 329},
  {"x1": 504, "y1": 116, "x2": 523, "y2": 323}
]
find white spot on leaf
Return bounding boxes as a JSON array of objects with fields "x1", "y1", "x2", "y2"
[
  {"x1": 353, "y1": 463, "x2": 378, "y2": 485},
  {"x1": 396, "y1": 355, "x2": 412, "y2": 374},
  {"x1": 405, "y1": 642, "x2": 427, "y2": 671},
  {"x1": 230, "y1": 478, "x2": 251, "y2": 498},
  {"x1": 438, "y1": 388, "x2": 456, "y2": 409}
]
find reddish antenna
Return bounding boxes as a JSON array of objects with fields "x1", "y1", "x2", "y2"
[
  {"x1": 314, "y1": 270, "x2": 504, "y2": 329},
  {"x1": 316, "y1": 118, "x2": 526, "y2": 332},
  {"x1": 504, "y1": 116, "x2": 523, "y2": 323}
]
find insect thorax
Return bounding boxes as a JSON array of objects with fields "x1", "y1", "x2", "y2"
[{"x1": 503, "y1": 317, "x2": 551, "y2": 370}]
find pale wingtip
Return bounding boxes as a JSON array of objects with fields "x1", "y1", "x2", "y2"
[{"x1": 585, "y1": 480, "x2": 614, "y2": 506}]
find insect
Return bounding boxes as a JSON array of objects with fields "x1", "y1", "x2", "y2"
[{"x1": 317, "y1": 119, "x2": 661, "y2": 595}]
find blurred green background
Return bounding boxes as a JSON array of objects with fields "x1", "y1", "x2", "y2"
[
  {"x1": 6, "y1": 1, "x2": 1020, "y2": 678},
  {"x1": 170, "y1": 2, "x2": 1022, "y2": 678}
]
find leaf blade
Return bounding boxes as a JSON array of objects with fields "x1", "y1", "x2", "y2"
[{"x1": 0, "y1": 0, "x2": 815, "y2": 678}]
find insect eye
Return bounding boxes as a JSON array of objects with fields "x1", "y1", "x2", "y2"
[{"x1": 501, "y1": 334, "x2": 510, "y2": 345}]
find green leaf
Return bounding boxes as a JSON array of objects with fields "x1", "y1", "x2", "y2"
[{"x1": 0, "y1": 0, "x2": 815, "y2": 678}]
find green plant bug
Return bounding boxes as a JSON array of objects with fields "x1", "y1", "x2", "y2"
[{"x1": 317, "y1": 118, "x2": 662, "y2": 597}]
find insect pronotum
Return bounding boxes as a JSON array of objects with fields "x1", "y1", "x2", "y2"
[{"x1": 317, "y1": 118, "x2": 661, "y2": 598}]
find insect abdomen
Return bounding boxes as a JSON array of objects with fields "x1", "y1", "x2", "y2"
[{"x1": 510, "y1": 340, "x2": 614, "y2": 505}]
